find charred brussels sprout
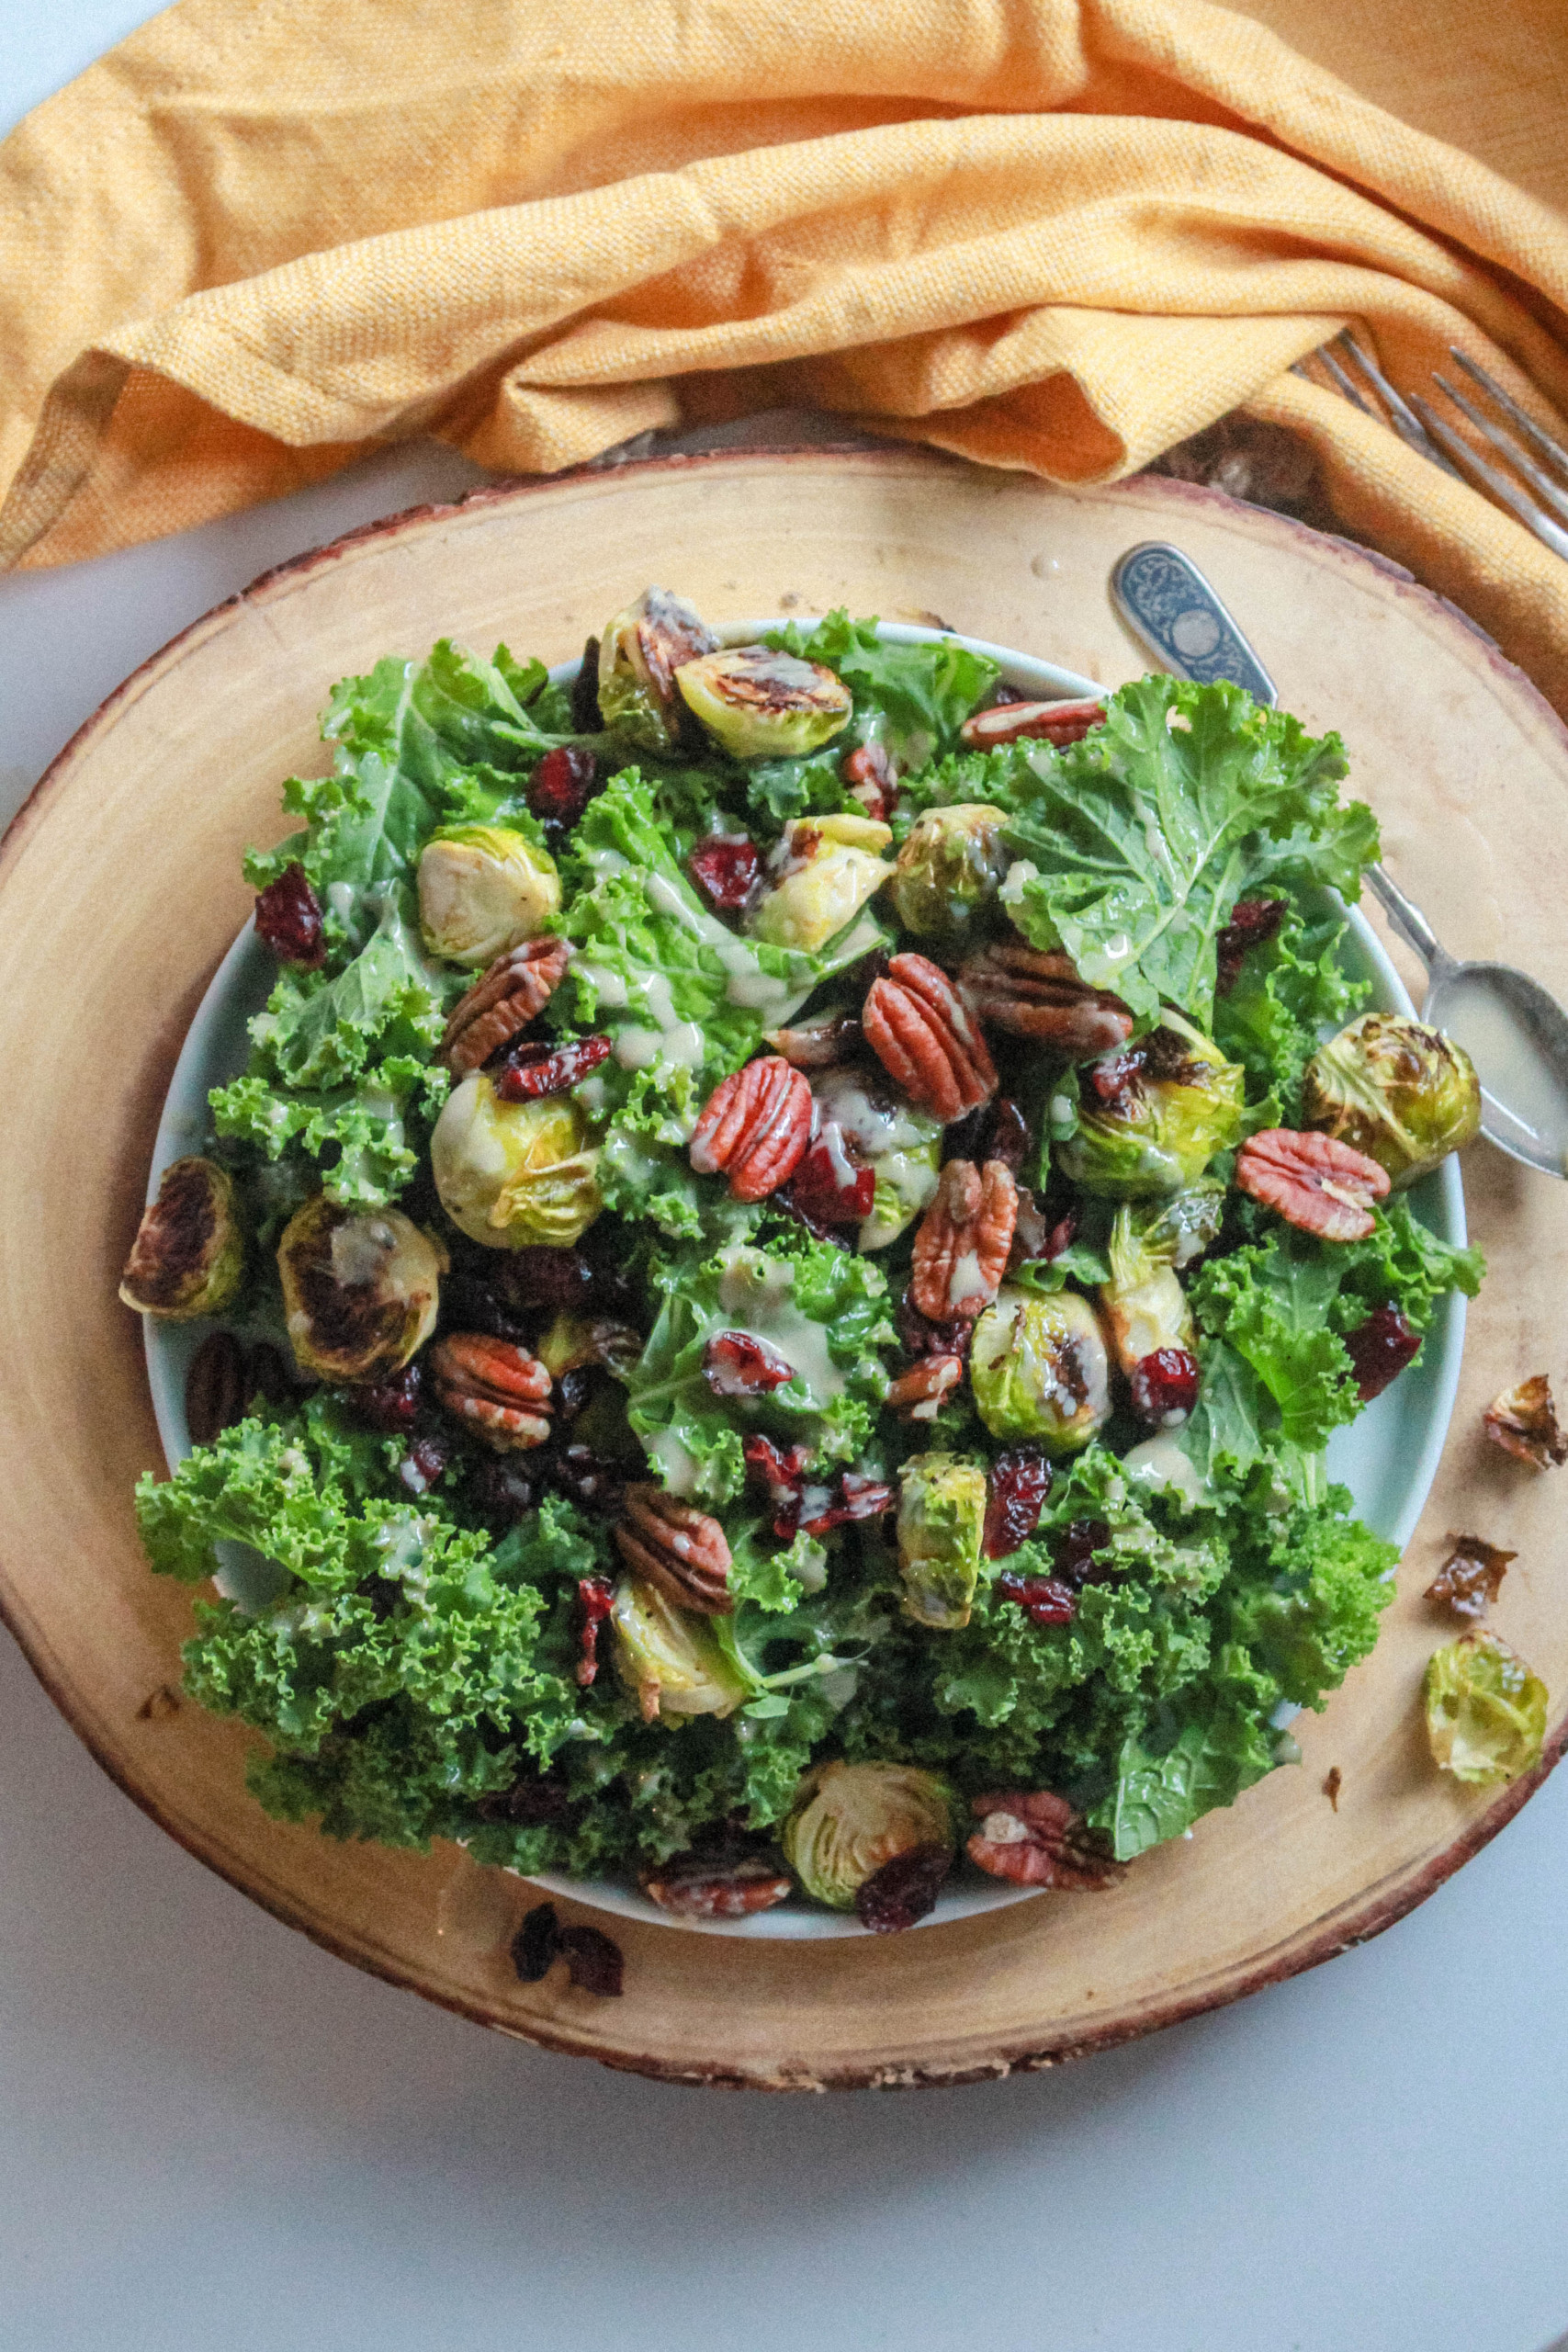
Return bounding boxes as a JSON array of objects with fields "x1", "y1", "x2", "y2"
[
  {"x1": 782, "y1": 1760, "x2": 955, "y2": 1909},
  {"x1": 674, "y1": 645, "x2": 852, "y2": 760},
  {"x1": 970, "y1": 1286, "x2": 1111, "y2": 1452},
  {"x1": 119, "y1": 1156, "x2": 245, "y2": 1321},
  {"x1": 1303, "y1": 1012, "x2": 1481, "y2": 1188},
  {"x1": 888, "y1": 803, "x2": 1010, "y2": 945},
  {"x1": 1058, "y1": 1012, "x2": 1245, "y2": 1199},
  {"x1": 1425, "y1": 1630, "x2": 1547, "y2": 1786},
  {"x1": 417, "y1": 824, "x2": 560, "y2": 967},
  {"x1": 1098, "y1": 1181, "x2": 1223, "y2": 1376},
  {"x1": 431, "y1": 1075, "x2": 602, "y2": 1250},
  {"x1": 610, "y1": 1578, "x2": 749, "y2": 1722},
  {"x1": 896, "y1": 1453, "x2": 987, "y2": 1629},
  {"x1": 277, "y1": 1194, "x2": 446, "y2": 1383},
  {"x1": 750, "y1": 814, "x2": 895, "y2": 954},
  {"x1": 597, "y1": 587, "x2": 718, "y2": 752}
]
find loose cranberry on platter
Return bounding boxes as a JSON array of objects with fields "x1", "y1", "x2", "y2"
[
  {"x1": 688, "y1": 833, "x2": 761, "y2": 910},
  {"x1": 854, "y1": 1841, "x2": 953, "y2": 1932},
  {"x1": 1129, "y1": 1348, "x2": 1201, "y2": 1427},
  {"x1": 527, "y1": 744, "x2": 599, "y2": 829},
  {"x1": 254, "y1": 864, "x2": 325, "y2": 967},
  {"x1": 1343, "y1": 1305, "x2": 1421, "y2": 1401}
]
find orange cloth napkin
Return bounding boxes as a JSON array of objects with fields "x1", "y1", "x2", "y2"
[{"x1": 3, "y1": 0, "x2": 1567, "y2": 707}]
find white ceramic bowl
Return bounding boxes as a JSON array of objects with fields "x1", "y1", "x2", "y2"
[{"x1": 142, "y1": 622, "x2": 1467, "y2": 1938}]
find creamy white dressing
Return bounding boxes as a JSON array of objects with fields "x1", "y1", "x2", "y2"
[
  {"x1": 330, "y1": 1216, "x2": 395, "y2": 1287},
  {"x1": 811, "y1": 1069, "x2": 939, "y2": 1158},
  {"x1": 947, "y1": 1250, "x2": 986, "y2": 1308},
  {"x1": 1122, "y1": 1434, "x2": 1208, "y2": 1510},
  {"x1": 716, "y1": 1250, "x2": 845, "y2": 1404},
  {"x1": 647, "y1": 1426, "x2": 701, "y2": 1498},
  {"x1": 998, "y1": 858, "x2": 1039, "y2": 906},
  {"x1": 1431, "y1": 973, "x2": 1568, "y2": 1171}
]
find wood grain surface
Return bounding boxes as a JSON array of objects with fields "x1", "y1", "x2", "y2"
[{"x1": 2, "y1": 448, "x2": 1565, "y2": 2089}]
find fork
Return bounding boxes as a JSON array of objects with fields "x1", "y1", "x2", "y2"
[{"x1": 1293, "y1": 328, "x2": 1568, "y2": 563}]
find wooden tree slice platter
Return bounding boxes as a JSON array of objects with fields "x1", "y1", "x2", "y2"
[{"x1": 3, "y1": 449, "x2": 1566, "y2": 2090}]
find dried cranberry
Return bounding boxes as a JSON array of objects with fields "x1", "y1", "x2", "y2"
[
  {"x1": 1216, "y1": 896, "x2": 1288, "y2": 991},
  {"x1": 1129, "y1": 1348, "x2": 1201, "y2": 1427},
  {"x1": 528, "y1": 744, "x2": 599, "y2": 829},
  {"x1": 495, "y1": 1033, "x2": 612, "y2": 1102},
  {"x1": 688, "y1": 834, "x2": 761, "y2": 910},
  {"x1": 477, "y1": 1772, "x2": 580, "y2": 1828},
  {"x1": 557, "y1": 1921, "x2": 624, "y2": 1996},
  {"x1": 254, "y1": 864, "x2": 325, "y2": 967},
  {"x1": 1344, "y1": 1305, "x2": 1421, "y2": 1401},
  {"x1": 855, "y1": 1842, "x2": 953, "y2": 1931},
  {"x1": 743, "y1": 1434, "x2": 812, "y2": 1535},
  {"x1": 840, "y1": 741, "x2": 897, "y2": 822},
  {"x1": 468, "y1": 1453, "x2": 538, "y2": 1531},
  {"x1": 1055, "y1": 1518, "x2": 1113, "y2": 1587},
  {"x1": 897, "y1": 1287, "x2": 974, "y2": 1363},
  {"x1": 575, "y1": 1575, "x2": 615, "y2": 1688},
  {"x1": 1086, "y1": 1046, "x2": 1145, "y2": 1113},
  {"x1": 511, "y1": 1903, "x2": 561, "y2": 1982},
  {"x1": 350, "y1": 1360, "x2": 423, "y2": 1432},
  {"x1": 998, "y1": 1570, "x2": 1079, "y2": 1626},
  {"x1": 812, "y1": 1471, "x2": 894, "y2": 1531},
  {"x1": 1043, "y1": 1206, "x2": 1080, "y2": 1261},
  {"x1": 786, "y1": 1134, "x2": 875, "y2": 1227},
  {"x1": 983, "y1": 1445, "x2": 1054, "y2": 1558},
  {"x1": 949, "y1": 1096, "x2": 1031, "y2": 1175},
  {"x1": 704, "y1": 1331, "x2": 795, "y2": 1396},
  {"x1": 570, "y1": 638, "x2": 603, "y2": 732},
  {"x1": 547, "y1": 1445, "x2": 633, "y2": 1518},
  {"x1": 495, "y1": 1247, "x2": 596, "y2": 1315},
  {"x1": 399, "y1": 1434, "x2": 450, "y2": 1494}
]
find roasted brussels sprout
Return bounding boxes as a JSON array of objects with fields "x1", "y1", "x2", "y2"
[
  {"x1": 1303, "y1": 1012, "x2": 1481, "y2": 1188},
  {"x1": 750, "y1": 813, "x2": 896, "y2": 954},
  {"x1": 782, "y1": 1760, "x2": 956, "y2": 1910},
  {"x1": 1098, "y1": 1181, "x2": 1224, "y2": 1376},
  {"x1": 277, "y1": 1193, "x2": 446, "y2": 1383},
  {"x1": 417, "y1": 824, "x2": 560, "y2": 967},
  {"x1": 1425, "y1": 1630, "x2": 1547, "y2": 1786},
  {"x1": 887, "y1": 803, "x2": 1010, "y2": 945},
  {"x1": 896, "y1": 1452, "x2": 987, "y2": 1629},
  {"x1": 970, "y1": 1285, "x2": 1111, "y2": 1452},
  {"x1": 610, "y1": 1577, "x2": 749, "y2": 1722},
  {"x1": 810, "y1": 1067, "x2": 943, "y2": 1250},
  {"x1": 674, "y1": 645, "x2": 852, "y2": 760},
  {"x1": 1057, "y1": 1013, "x2": 1246, "y2": 1199},
  {"x1": 597, "y1": 587, "x2": 719, "y2": 752},
  {"x1": 431, "y1": 1075, "x2": 603, "y2": 1250},
  {"x1": 119, "y1": 1156, "x2": 245, "y2": 1320}
]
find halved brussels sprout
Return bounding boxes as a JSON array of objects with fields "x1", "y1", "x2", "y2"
[
  {"x1": 536, "y1": 1311, "x2": 640, "y2": 1380},
  {"x1": 119, "y1": 1156, "x2": 244, "y2": 1320},
  {"x1": 1058, "y1": 1012, "x2": 1245, "y2": 1199},
  {"x1": 1425, "y1": 1630, "x2": 1547, "y2": 1786},
  {"x1": 431, "y1": 1075, "x2": 603, "y2": 1250},
  {"x1": 1303, "y1": 1012, "x2": 1481, "y2": 1188},
  {"x1": 749, "y1": 814, "x2": 895, "y2": 954},
  {"x1": 611, "y1": 1577, "x2": 750, "y2": 1722},
  {"x1": 782, "y1": 1760, "x2": 955, "y2": 1910},
  {"x1": 1097, "y1": 1182, "x2": 1223, "y2": 1375},
  {"x1": 970, "y1": 1286, "x2": 1111, "y2": 1452},
  {"x1": 897, "y1": 1452, "x2": 987, "y2": 1629},
  {"x1": 597, "y1": 587, "x2": 719, "y2": 752},
  {"x1": 674, "y1": 645, "x2": 852, "y2": 760},
  {"x1": 887, "y1": 803, "x2": 1010, "y2": 945},
  {"x1": 277, "y1": 1194, "x2": 446, "y2": 1383},
  {"x1": 811, "y1": 1067, "x2": 943, "y2": 1250},
  {"x1": 417, "y1": 824, "x2": 560, "y2": 967}
]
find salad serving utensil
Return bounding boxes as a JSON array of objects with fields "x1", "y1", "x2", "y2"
[{"x1": 1110, "y1": 539, "x2": 1568, "y2": 1177}]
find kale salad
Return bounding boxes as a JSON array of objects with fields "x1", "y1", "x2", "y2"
[{"x1": 123, "y1": 591, "x2": 1485, "y2": 1929}]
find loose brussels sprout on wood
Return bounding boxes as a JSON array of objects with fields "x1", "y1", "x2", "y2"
[
  {"x1": 970, "y1": 1286, "x2": 1111, "y2": 1452},
  {"x1": 611, "y1": 1577, "x2": 750, "y2": 1722},
  {"x1": 897, "y1": 1452, "x2": 987, "y2": 1629},
  {"x1": 1303, "y1": 1012, "x2": 1481, "y2": 1188},
  {"x1": 597, "y1": 587, "x2": 719, "y2": 752},
  {"x1": 431, "y1": 1074, "x2": 602, "y2": 1250},
  {"x1": 277, "y1": 1194, "x2": 446, "y2": 1384},
  {"x1": 887, "y1": 803, "x2": 1010, "y2": 946},
  {"x1": 782, "y1": 1760, "x2": 955, "y2": 1910},
  {"x1": 1425, "y1": 1630, "x2": 1547, "y2": 1786},
  {"x1": 674, "y1": 645, "x2": 852, "y2": 760},
  {"x1": 119, "y1": 1156, "x2": 245, "y2": 1321},
  {"x1": 750, "y1": 814, "x2": 895, "y2": 954},
  {"x1": 1058, "y1": 1012, "x2": 1245, "y2": 1199},
  {"x1": 1098, "y1": 1182, "x2": 1223, "y2": 1376},
  {"x1": 417, "y1": 824, "x2": 560, "y2": 967}
]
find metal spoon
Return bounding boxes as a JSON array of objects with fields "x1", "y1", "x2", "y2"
[{"x1": 1109, "y1": 539, "x2": 1568, "y2": 1177}]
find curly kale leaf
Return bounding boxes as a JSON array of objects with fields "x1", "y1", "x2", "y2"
[{"x1": 1213, "y1": 899, "x2": 1370, "y2": 1125}]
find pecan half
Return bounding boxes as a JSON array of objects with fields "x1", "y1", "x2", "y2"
[
  {"x1": 429, "y1": 1333, "x2": 553, "y2": 1450},
  {"x1": 641, "y1": 1846, "x2": 794, "y2": 1919},
  {"x1": 1426, "y1": 1533, "x2": 1517, "y2": 1621},
  {"x1": 959, "y1": 696, "x2": 1107, "y2": 751},
  {"x1": 1234, "y1": 1127, "x2": 1390, "y2": 1242},
  {"x1": 1484, "y1": 1374, "x2": 1568, "y2": 1468},
  {"x1": 185, "y1": 1330, "x2": 249, "y2": 1446},
  {"x1": 863, "y1": 953, "x2": 997, "y2": 1122},
  {"x1": 885, "y1": 1354, "x2": 964, "y2": 1420},
  {"x1": 965, "y1": 1791, "x2": 1124, "y2": 1889},
  {"x1": 960, "y1": 941, "x2": 1134, "y2": 1061},
  {"x1": 439, "y1": 938, "x2": 571, "y2": 1074},
  {"x1": 911, "y1": 1159, "x2": 1018, "y2": 1322},
  {"x1": 689, "y1": 1056, "x2": 811, "y2": 1201},
  {"x1": 615, "y1": 1485, "x2": 734, "y2": 1614}
]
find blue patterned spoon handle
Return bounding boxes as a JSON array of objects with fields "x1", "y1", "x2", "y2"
[{"x1": 1109, "y1": 541, "x2": 1279, "y2": 705}]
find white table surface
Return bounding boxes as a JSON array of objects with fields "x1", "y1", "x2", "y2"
[{"x1": 3, "y1": 12, "x2": 1567, "y2": 2348}]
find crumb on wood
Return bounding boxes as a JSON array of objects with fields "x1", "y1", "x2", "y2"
[{"x1": 1323, "y1": 1767, "x2": 1342, "y2": 1812}]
